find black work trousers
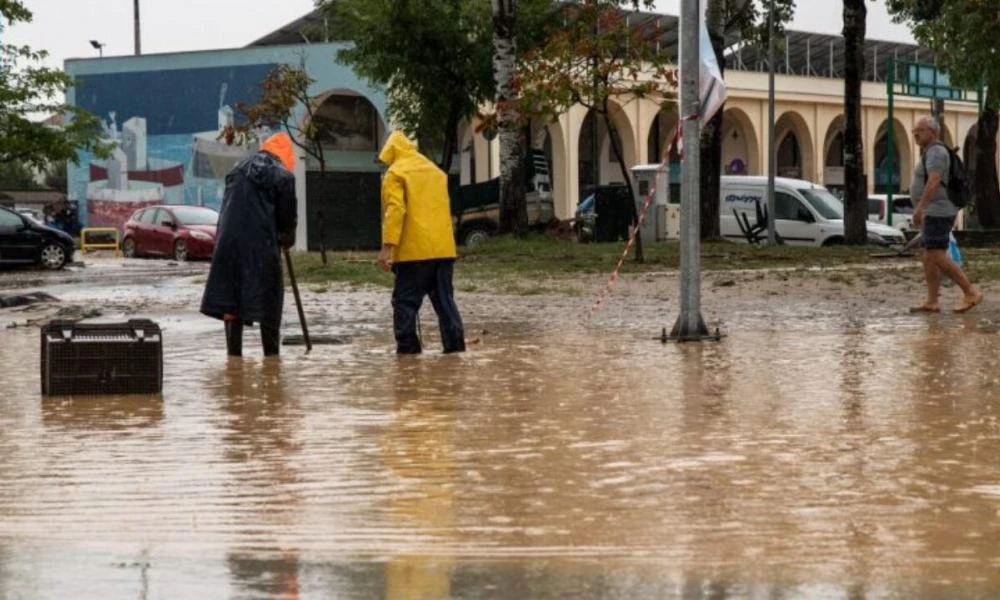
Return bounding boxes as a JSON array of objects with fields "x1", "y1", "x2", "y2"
[
  {"x1": 225, "y1": 319, "x2": 281, "y2": 357},
  {"x1": 392, "y1": 259, "x2": 465, "y2": 354}
]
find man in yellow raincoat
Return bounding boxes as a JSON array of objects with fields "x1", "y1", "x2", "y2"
[{"x1": 376, "y1": 131, "x2": 465, "y2": 354}]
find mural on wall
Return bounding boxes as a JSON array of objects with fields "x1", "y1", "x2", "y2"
[{"x1": 71, "y1": 64, "x2": 276, "y2": 228}]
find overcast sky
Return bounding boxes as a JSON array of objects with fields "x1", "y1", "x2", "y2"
[{"x1": 3, "y1": 0, "x2": 915, "y2": 71}]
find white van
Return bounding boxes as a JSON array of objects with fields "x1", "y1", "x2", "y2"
[{"x1": 720, "y1": 175, "x2": 906, "y2": 246}]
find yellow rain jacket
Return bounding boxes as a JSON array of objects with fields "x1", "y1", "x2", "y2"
[{"x1": 378, "y1": 131, "x2": 457, "y2": 263}]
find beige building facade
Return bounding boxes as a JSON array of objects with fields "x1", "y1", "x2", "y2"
[{"x1": 459, "y1": 68, "x2": 986, "y2": 220}]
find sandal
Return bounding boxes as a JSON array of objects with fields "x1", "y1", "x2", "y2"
[
  {"x1": 909, "y1": 304, "x2": 941, "y2": 313},
  {"x1": 954, "y1": 291, "x2": 984, "y2": 314}
]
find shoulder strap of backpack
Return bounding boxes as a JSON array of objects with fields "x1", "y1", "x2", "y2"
[{"x1": 922, "y1": 141, "x2": 949, "y2": 184}]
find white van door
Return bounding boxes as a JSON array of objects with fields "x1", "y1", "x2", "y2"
[
  {"x1": 773, "y1": 191, "x2": 818, "y2": 245},
  {"x1": 720, "y1": 186, "x2": 766, "y2": 242}
]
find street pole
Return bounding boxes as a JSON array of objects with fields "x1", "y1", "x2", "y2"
[
  {"x1": 766, "y1": 0, "x2": 777, "y2": 245},
  {"x1": 668, "y1": 0, "x2": 710, "y2": 341},
  {"x1": 134, "y1": 0, "x2": 141, "y2": 55},
  {"x1": 887, "y1": 56, "x2": 895, "y2": 227}
]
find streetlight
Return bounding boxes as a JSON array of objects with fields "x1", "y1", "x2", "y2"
[
  {"x1": 89, "y1": 40, "x2": 105, "y2": 57},
  {"x1": 766, "y1": 0, "x2": 776, "y2": 246}
]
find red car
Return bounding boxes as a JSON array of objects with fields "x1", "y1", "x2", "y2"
[{"x1": 121, "y1": 205, "x2": 219, "y2": 261}]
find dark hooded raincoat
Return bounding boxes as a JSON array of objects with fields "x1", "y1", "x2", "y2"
[{"x1": 200, "y1": 133, "x2": 298, "y2": 330}]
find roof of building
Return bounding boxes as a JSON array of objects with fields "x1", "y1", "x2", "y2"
[
  {"x1": 0, "y1": 189, "x2": 66, "y2": 206},
  {"x1": 725, "y1": 29, "x2": 928, "y2": 84},
  {"x1": 248, "y1": 8, "x2": 332, "y2": 46},
  {"x1": 248, "y1": 7, "x2": 928, "y2": 85}
]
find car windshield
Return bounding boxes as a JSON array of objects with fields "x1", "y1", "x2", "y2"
[
  {"x1": 171, "y1": 207, "x2": 218, "y2": 226},
  {"x1": 799, "y1": 187, "x2": 844, "y2": 220}
]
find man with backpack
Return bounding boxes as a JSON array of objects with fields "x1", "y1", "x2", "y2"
[{"x1": 909, "y1": 115, "x2": 983, "y2": 314}]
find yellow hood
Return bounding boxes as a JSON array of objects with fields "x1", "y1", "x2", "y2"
[
  {"x1": 378, "y1": 131, "x2": 419, "y2": 166},
  {"x1": 260, "y1": 132, "x2": 296, "y2": 172}
]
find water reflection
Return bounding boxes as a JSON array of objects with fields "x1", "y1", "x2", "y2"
[
  {"x1": 41, "y1": 394, "x2": 164, "y2": 432},
  {"x1": 215, "y1": 357, "x2": 304, "y2": 598},
  {"x1": 382, "y1": 358, "x2": 462, "y2": 599},
  {"x1": 2, "y1": 289, "x2": 1000, "y2": 597}
]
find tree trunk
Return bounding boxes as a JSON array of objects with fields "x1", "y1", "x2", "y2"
[
  {"x1": 603, "y1": 107, "x2": 644, "y2": 262},
  {"x1": 842, "y1": 0, "x2": 868, "y2": 245},
  {"x1": 437, "y1": 103, "x2": 460, "y2": 174},
  {"x1": 699, "y1": 0, "x2": 726, "y2": 240},
  {"x1": 493, "y1": 0, "x2": 527, "y2": 235},
  {"x1": 973, "y1": 93, "x2": 1000, "y2": 228}
]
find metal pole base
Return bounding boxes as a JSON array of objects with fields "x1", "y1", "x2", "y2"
[{"x1": 662, "y1": 319, "x2": 724, "y2": 343}]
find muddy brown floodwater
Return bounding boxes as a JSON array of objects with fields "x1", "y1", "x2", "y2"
[{"x1": 2, "y1": 256, "x2": 1000, "y2": 598}]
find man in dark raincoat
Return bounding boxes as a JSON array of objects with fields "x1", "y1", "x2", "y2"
[
  {"x1": 201, "y1": 132, "x2": 298, "y2": 357},
  {"x1": 376, "y1": 131, "x2": 465, "y2": 354}
]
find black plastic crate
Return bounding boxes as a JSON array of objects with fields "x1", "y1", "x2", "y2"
[{"x1": 40, "y1": 319, "x2": 163, "y2": 396}]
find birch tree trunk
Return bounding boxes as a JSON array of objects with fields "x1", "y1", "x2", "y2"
[
  {"x1": 842, "y1": 0, "x2": 868, "y2": 245},
  {"x1": 493, "y1": 0, "x2": 527, "y2": 235}
]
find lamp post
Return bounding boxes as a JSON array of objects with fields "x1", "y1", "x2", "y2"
[
  {"x1": 766, "y1": 0, "x2": 777, "y2": 245},
  {"x1": 134, "y1": 0, "x2": 141, "y2": 55},
  {"x1": 89, "y1": 40, "x2": 105, "y2": 57}
]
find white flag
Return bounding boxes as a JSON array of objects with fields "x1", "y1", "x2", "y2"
[
  {"x1": 669, "y1": 15, "x2": 728, "y2": 160},
  {"x1": 698, "y1": 18, "x2": 727, "y2": 125}
]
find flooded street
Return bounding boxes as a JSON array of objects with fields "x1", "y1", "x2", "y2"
[{"x1": 2, "y1": 259, "x2": 1000, "y2": 598}]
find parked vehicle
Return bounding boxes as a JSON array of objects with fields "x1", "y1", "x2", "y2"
[
  {"x1": 720, "y1": 176, "x2": 906, "y2": 246},
  {"x1": 575, "y1": 193, "x2": 596, "y2": 241},
  {"x1": 867, "y1": 193, "x2": 915, "y2": 232},
  {"x1": 451, "y1": 150, "x2": 555, "y2": 246},
  {"x1": 121, "y1": 205, "x2": 219, "y2": 261},
  {"x1": 0, "y1": 205, "x2": 75, "y2": 270}
]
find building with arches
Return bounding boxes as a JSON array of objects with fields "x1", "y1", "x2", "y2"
[
  {"x1": 458, "y1": 21, "x2": 986, "y2": 221},
  {"x1": 65, "y1": 8, "x2": 990, "y2": 250}
]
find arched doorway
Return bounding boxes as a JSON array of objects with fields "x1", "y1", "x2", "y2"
[
  {"x1": 940, "y1": 123, "x2": 955, "y2": 150},
  {"x1": 305, "y1": 91, "x2": 388, "y2": 251},
  {"x1": 721, "y1": 108, "x2": 759, "y2": 175},
  {"x1": 526, "y1": 119, "x2": 555, "y2": 200},
  {"x1": 311, "y1": 91, "x2": 384, "y2": 154},
  {"x1": 873, "y1": 119, "x2": 910, "y2": 194},
  {"x1": 823, "y1": 115, "x2": 845, "y2": 194},
  {"x1": 646, "y1": 107, "x2": 679, "y2": 164},
  {"x1": 774, "y1": 112, "x2": 815, "y2": 181}
]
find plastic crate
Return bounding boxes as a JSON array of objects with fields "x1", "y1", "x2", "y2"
[{"x1": 40, "y1": 319, "x2": 163, "y2": 396}]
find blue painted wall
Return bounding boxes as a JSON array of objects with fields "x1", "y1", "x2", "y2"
[
  {"x1": 74, "y1": 65, "x2": 275, "y2": 135},
  {"x1": 66, "y1": 43, "x2": 388, "y2": 228}
]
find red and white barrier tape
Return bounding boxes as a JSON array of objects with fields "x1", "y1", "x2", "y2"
[{"x1": 582, "y1": 183, "x2": 658, "y2": 323}]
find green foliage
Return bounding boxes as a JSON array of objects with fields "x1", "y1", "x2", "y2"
[
  {"x1": 514, "y1": 1, "x2": 676, "y2": 124},
  {"x1": 43, "y1": 161, "x2": 66, "y2": 192},
  {"x1": 0, "y1": 0, "x2": 110, "y2": 169},
  {"x1": 887, "y1": 0, "x2": 995, "y2": 106},
  {"x1": 0, "y1": 161, "x2": 38, "y2": 189},
  {"x1": 323, "y1": 0, "x2": 493, "y2": 164},
  {"x1": 321, "y1": 0, "x2": 554, "y2": 167},
  {"x1": 708, "y1": 0, "x2": 796, "y2": 49},
  {"x1": 228, "y1": 65, "x2": 329, "y2": 170}
]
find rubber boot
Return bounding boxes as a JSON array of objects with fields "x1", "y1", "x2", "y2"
[
  {"x1": 225, "y1": 320, "x2": 244, "y2": 357},
  {"x1": 261, "y1": 324, "x2": 281, "y2": 357}
]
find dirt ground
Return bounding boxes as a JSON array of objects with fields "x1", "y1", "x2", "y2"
[{"x1": 3, "y1": 253, "x2": 997, "y2": 341}]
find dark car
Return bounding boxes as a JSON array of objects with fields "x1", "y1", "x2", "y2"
[
  {"x1": 0, "y1": 205, "x2": 75, "y2": 270},
  {"x1": 121, "y1": 205, "x2": 219, "y2": 261}
]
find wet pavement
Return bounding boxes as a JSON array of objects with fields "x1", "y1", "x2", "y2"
[{"x1": 2, "y1": 257, "x2": 1000, "y2": 598}]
